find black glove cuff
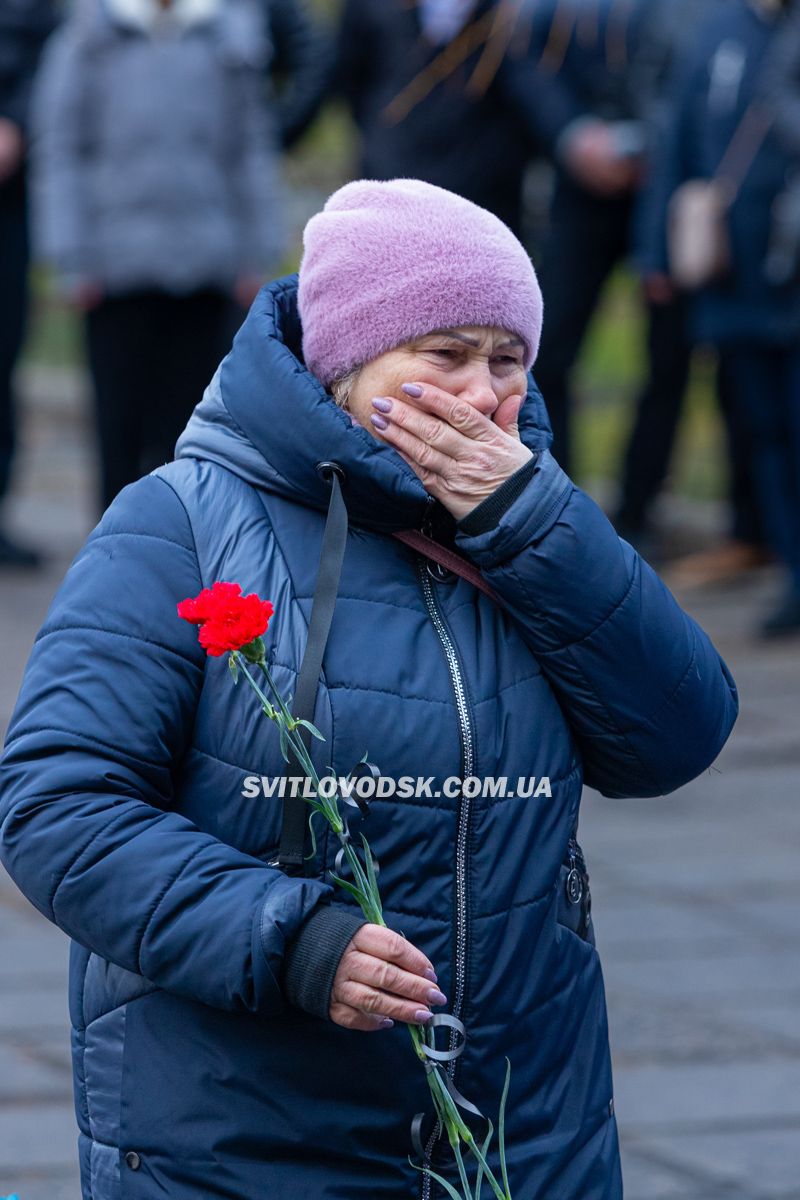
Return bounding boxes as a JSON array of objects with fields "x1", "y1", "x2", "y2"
[{"x1": 282, "y1": 903, "x2": 366, "y2": 1020}]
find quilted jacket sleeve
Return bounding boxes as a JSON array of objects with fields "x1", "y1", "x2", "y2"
[
  {"x1": 454, "y1": 451, "x2": 739, "y2": 798},
  {"x1": 27, "y1": 26, "x2": 91, "y2": 280},
  {"x1": 0, "y1": 474, "x2": 335, "y2": 1015}
]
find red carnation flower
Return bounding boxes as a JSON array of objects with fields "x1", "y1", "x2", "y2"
[{"x1": 177, "y1": 582, "x2": 274, "y2": 658}]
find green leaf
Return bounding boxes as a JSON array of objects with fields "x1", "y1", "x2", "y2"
[
  {"x1": 453, "y1": 1139, "x2": 472, "y2": 1199},
  {"x1": 228, "y1": 655, "x2": 239, "y2": 684},
  {"x1": 328, "y1": 872, "x2": 368, "y2": 908},
  {"x1": 278, "y1": 724, "x2": 292, "y2": 765},
  {"x1": 474, "y1": 1119, "x2": 494, "y2": 1200},
  {"x1": 407, "y1": 1158, "x2": 469, "y2": 1200},
  {"x1": 360, "y1": 833, "x2": 383, "y2": 919},
  {"x1": 293, "y1": 718, "x2": 325, "y2": 742},
  {"x1": 498, "y1": 1058, "x2": 511, "y2": 1198},
  {"x1": 343, "y1": 847, "x2": 372, "y2": 902}
]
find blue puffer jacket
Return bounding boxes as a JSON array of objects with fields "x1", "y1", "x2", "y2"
[{"x1": 0, "y1": 278, "x2": 737, "y2": 1200}]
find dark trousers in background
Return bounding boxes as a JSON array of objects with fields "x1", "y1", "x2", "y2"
[
  {"x1": 0, "y1": 176, "x2": 30, "y2": 506},
  {"x1": 533, "y1": 177, "x2": 762, "y2": 543},
  {"x1": 533, "y1": 187, "x2": 695, "y2": 521},
  {"x1": 620, "y1": 329, "x2": 764, "y2": 544},
  {"x1": 717, "y1": 351, "x2": 764, "y2": 547},
  {"x1": 616, "y1": 295, "x2": 692, "y2": 530},
  {"x1": 86, "y1": 289, "x2": 230, "y2": 512},
  {"x1": 533, "y1": 181, "x2": 632, "y2": 474},
  {"x1": 724, "y1": 345, "x2": 800, "y2": 591}
]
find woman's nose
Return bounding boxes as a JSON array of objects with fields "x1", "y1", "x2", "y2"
[{"x1": 457, "y1": 367, "x2": 499, "y2": 417}]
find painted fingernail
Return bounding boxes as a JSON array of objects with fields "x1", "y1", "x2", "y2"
[
  {"x1": 372, "y1": 397, "x2": 393, "y2": 413},
  {"x1": 423, "y1": 968, "x2": 438, "y2": 983},
  {"x1": 414, "y1": 1009, "x2": 433, "y2": 1023},
  {"x1": 370, "y1": 413, "x2": 389, "y2": 430},
  {"x1": 379, "y1": 1018, "x2": 394, "y2": 1029},
  {"x1": 427, "y1": 988, "x2": 447, "y2": 1006},
  {"x1": 402, "y1": 383, "x2": 423, "y2": 397}
]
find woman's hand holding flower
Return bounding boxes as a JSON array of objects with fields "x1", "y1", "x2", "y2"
[
  {"x1": 330, "y1": 924, "x2": 446, "y2": 1032},
  {"x1": 370, "y1": 382, "x2": 533, "y2": 522}
]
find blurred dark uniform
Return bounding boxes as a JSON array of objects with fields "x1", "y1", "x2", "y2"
[
  {"x1": 262, "y1": 0, "x2": 333, "y2": 151},
  {"x1": 0, "y1": 0, "x2": 57, "y2": 566},
  {"x1": 527, "y1": 0, "x2": 689, "y2": 485},
  {"x1": 335, "y1": 0, "x2": 577, "y2": 236},
  {"x1": 622, "y1": 0, "x2": 733, "y2": 541}
]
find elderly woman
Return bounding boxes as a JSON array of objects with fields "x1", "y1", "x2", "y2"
[{"x1": 0, "y1": 180, "x2": 737, "y2": 1200}]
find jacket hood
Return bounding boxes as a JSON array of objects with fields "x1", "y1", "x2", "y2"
[{"x1": 176, "y1": 276, "x2": 553, "y2": 534}]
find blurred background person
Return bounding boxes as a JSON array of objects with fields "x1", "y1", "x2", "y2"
[
  {"x1": 521, "y1": 0, "x2": 769, "y2": 582},
  {"x1": 641, "y1": 0, "x2": 800, "y2": 636},
  {"x1": 30, "y1": 0, "x2": 289, "y2": 514},
  {"x1": 525, "y1": 0, "x2": 648, "y2": 479},
  {"x1": 617, "y1": 0, "x2": 762, "y2": 572},
  {"x1": 0, "y1": 0, "x2": 57, "y2": 568},
  {"x1": 759, "y1": 0, "x2": 800, "y2": 287},
  {"x1": 631, "y1": 0, "x2": 770, "y2": 583},
  {"x1": 333, "y1": 0, "x2": 578, "y2": 236},
  {"x1": 761, "y1": 0, "x2": 800, "y2": 152},
  {"x1": 258, "y1": 0, "x2": 333, "y2": 156}
]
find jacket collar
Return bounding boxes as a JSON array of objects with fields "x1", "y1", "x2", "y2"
[{"x1": 177, "y1": 277, "x2": 553, "y2": 535}]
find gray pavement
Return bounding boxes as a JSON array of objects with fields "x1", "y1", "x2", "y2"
[{"x1": 1, "y1": 366, "x2": 799, "y2": 1199}]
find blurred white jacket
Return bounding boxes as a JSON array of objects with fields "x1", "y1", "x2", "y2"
[{"x1": 30, "y1": 0, "x2": 286, "y2": 293}]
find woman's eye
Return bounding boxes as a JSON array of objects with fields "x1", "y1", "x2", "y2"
[
  {"x1": 430, "y1": 348, "x2": 458, "y2": 360},
  {"x1": 492, "y1": 356, "x2": 522, "y2": 368}
]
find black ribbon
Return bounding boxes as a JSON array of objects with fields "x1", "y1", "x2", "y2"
[
  {"x1": 410, "y1": 1013, "x2": 486, "y2": 1161},
  {"x1": 332, "y1": 760, "x2": 382, "y2": 879}
]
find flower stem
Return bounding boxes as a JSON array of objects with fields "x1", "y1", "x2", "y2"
[
  {"x1": 260, "y1": 659, "x2": 298, "y2": 728},
  {"x1": 232, "y1": 649, "x2": 511, "y2": 1199},
  {"x1": 236, "y1": 653, "x2": 344, "y2": 830}
]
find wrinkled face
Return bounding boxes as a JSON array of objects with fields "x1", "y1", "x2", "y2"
[{"x1": 344, "y1": 326, "x2": 528, "y2": 434}]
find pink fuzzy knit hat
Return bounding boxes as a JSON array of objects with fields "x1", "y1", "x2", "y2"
[{"x1": 298, "y1": 179, "x2": 543, "y2": 388}]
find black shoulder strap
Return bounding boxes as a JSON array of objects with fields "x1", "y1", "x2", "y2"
[{"x1": 277, "y1": 468, "x2": 348, "y2": 874}]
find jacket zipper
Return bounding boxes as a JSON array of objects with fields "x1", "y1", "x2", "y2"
[{"x1": 417, "y1": 555, "x2": 475, "y2": 1200}]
